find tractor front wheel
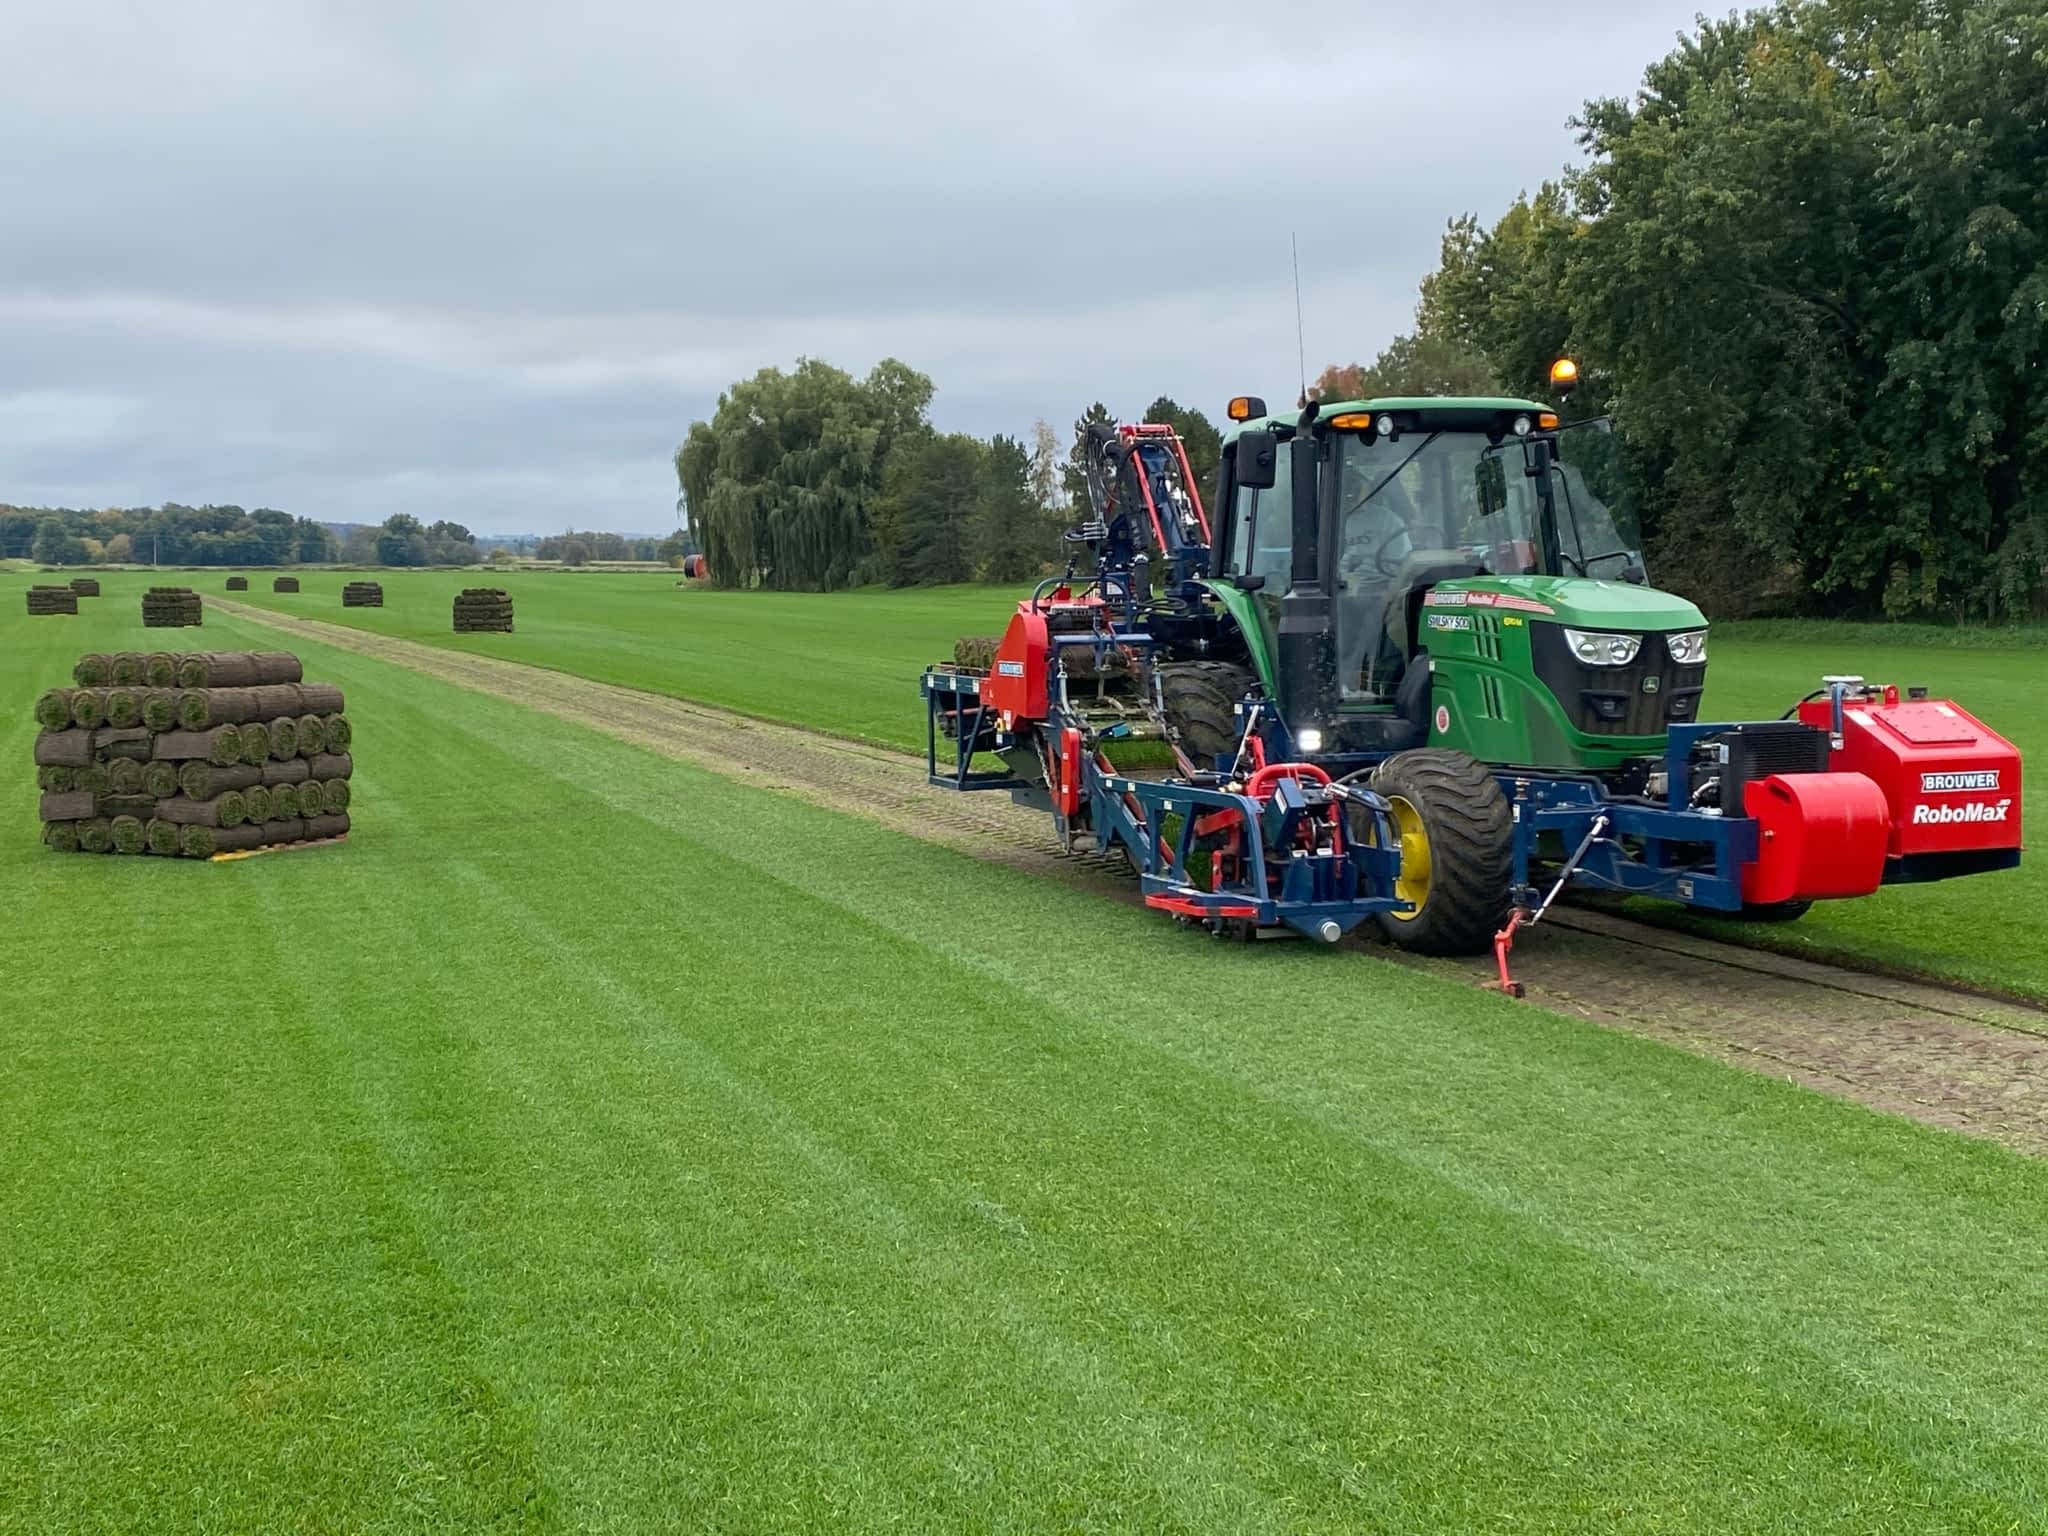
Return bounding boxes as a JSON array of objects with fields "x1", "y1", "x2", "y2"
[
  {"x1": 1159, "y1": 661, "x2": 1255, "y2": 768},
  {"x1": 1366, "y1": 749, "x2": 1513, "y2": 956}
]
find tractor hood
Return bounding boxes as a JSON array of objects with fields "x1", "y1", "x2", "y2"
[{"x1": 1429, "y1": 575, "x2": 1706, "y2": 632}]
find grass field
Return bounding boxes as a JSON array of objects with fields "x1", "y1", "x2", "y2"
[
  {"x1": 143, "y1": 566, "x2": 2045, "y2": 998},
  {"x1": 8, "y1": 587, "x2": 2048, "y2": 1529}
]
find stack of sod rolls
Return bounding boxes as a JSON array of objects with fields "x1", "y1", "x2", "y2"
[
  {"x1": 225, "y1": 575, "x2": 249, "y2": 591},
  {"x1": 34, "y1": 649, "x2": 354, "y2": 858},
  {"x1": 142, "y1": 586, "x2": 202, "y2": 627},
  {"x1": 454, "y1": 587, "x2": 513, "y2": 633},
  {"x1": 342, "y1": 580, "x2": 383, "y2": 607},
  {"x1": 273, "y1": 576, "x2": 300, "y2": 593},
  {"x1": 26, "y1": 585, "x2": 78, "y2": 616},
  {"x1": 69, "y1": 577, "x2": 101, "y2": 598}
]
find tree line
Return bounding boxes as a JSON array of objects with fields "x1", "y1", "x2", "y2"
[
  {"x1": 1, "y1": 504, "x2": 342, "y2": 567},
  {"x1": 674, "y1": 358, "x2": 1223, "y2": 590},
  {"x1": 1319, "y1": 0, "x2": 2043, "y2": 623}
]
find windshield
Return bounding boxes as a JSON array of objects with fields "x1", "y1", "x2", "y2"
[
  {"x1": 1549, "y1": 421, "x2": 1644, "y2": 576},
  {"x1": 1333, "y1": 432, "x2": 1545, "y2": 582}
]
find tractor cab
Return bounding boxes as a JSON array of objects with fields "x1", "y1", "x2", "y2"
[{"x1": 1209, "y1": 388, "x2": 1700, "y2": 772}]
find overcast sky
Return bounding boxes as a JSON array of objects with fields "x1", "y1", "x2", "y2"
[{"x1": 1, "y1": 1, "x2": 1708, "y2": 535}]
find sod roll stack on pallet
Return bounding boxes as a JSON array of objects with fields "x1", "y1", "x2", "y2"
[
  {"x1": 342, "y1": 580, "x2": 383, "y2": 608},
  {"x1": 70, "y1": 577, "x2": 100, "y2": 599},
  {"x1": 33, "y1": 649, "x2": 354, "y2": 859},
  {"x1": 454, "y1": 587, "x2": 513, "y2": 633},
  {"x1": 26, "y1": 585, "x2": 78, "y2": 617},
  {"x1": 273, "y1": 576, "x2": 299, "y2": 593},
  {"x1": 142, "y1": 586, "x2": 202, "y2": 628},
  {"x1": 226, "y1": 575, "x2": 249, "y2": 591}
]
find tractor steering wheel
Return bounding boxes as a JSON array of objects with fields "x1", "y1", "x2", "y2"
[{"x1": 1373, "y1": 526, "x2": 1412, "y2": 578}]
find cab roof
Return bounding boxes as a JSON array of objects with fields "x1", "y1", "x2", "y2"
[{"x1": 1220, "y1": 395, "x2": 1551, "y2": 445}]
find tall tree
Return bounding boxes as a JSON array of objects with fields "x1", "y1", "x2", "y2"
[
  {"x1": 967, "y1": 435, "x2": 1050, "y2": 583},
  {"x1": 875, "y1": 433, "x2": 984, "y2": 586}
]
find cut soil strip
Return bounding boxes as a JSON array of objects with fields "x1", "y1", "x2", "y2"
[{"x1": 214, "y1": 597, "x2": 2048, "y2": 1157}]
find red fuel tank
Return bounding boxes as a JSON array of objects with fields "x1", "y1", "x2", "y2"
[
  {"x1": 1740, "y1": 772, "x2": 1890, "y2": 906},
  {"x1": 1798, "y1": 694, "x2": 2022, "y2": 857}
]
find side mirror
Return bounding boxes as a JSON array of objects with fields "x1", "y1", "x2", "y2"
[
  {"x1": 1474, "y1": 453, "x2": 1507, "y2": 516},
  {"x1": 1234, "y1": 430, "x2": 1278, "y2": 491},
  {"x1": 1621, "y1": 553, "x2": 1648, "y2": 585},
  {"x1": 1232, "y1": 573, "x2": 1266, "y2": 593}
]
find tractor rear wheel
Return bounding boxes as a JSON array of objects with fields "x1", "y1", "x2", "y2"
[
  {"x1": 1158, "y1": 661, "x2": 1254, "y2": 767},
  {"x1": 1367, "y1": 749, "x2": 1513, "y2": 956},
  {"x1": 1739, "y1": 900, "x2": 1813, "y2": 923}
]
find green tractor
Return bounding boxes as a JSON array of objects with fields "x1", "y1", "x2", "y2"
[{"x1": 925, "y1": 371, "x2": 2020, "y2": 961}]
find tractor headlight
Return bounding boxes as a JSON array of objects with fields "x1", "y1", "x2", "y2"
[
  {"x1": 1563, "y1": 628, "x2": 1642, "y2": 666},
  {"x1": 1296, "y1": 728, "x2": 1325, "y2": 753},
  {"x1": 1665, "y1": 628, "x2": 1708, "y2": 665}
]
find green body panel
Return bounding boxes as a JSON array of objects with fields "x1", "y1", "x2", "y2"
[
  {"x1": 1410, "y1": 577, "x2": 1706, "y2": 770},
  {"x1": 1199, "y1": 579, "x2": 1277, "y2": 691}
]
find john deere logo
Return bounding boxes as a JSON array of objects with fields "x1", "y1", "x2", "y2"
[{"x1": 1641, "y1": 676, "x2": 1661, "y2": 694}]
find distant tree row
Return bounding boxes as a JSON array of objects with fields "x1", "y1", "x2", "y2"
[
  {"x1": 532, "y1": 529, "x2": 693, "y2": 565},
  {"x1": 674, "y1": 358, "x2": 1224, "y2": 590},
  {"x1": 1, "y1": 505, "x2": 340, "y2": 567}
]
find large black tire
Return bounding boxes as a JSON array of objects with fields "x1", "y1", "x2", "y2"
[
  {"x1": 1739, "y1": 900, "x2": 1813, "y2": 923},
  {"x1": 1367, "y1": 749, "x2": 1513, "y2": 956},
  {"x1": 1158, "y1": 661, "x2": 1255, "y2": 767}
]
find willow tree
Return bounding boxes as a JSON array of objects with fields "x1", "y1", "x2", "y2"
[{"x1": 675, "y1": 358, "x2": 934, "y2": 589}]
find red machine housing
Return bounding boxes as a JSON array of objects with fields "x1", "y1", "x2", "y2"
[
  {"x1": 1797, "y1": 692, "x2": 2023, "y2": 858},
  {"x1": 982, "y1": 606, "x2": 1051, "y2": 720},
  {"x1": 1739, "y1": 772, "x2": 1889, "y2": 905}
]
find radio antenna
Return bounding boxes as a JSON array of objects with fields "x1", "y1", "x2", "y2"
[{"x1": 1291, "y1": 232, "x2": 1309, "y2": 406}]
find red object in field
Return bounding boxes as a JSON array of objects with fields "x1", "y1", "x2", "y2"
[
  {"x1": 681, "y1": 554, "x2": 708, "y2": 579},
  {"x1": 1740, "y1": 772, "x2": 1890, "y2": 905},
  {"x1": 983, "y1": 607, "x2": 1051, "y2": 719},
  {"x1": 1056, "y1": 726, "x2": 1083, "y2": 817},
  {"x1": 1797, "y1": 694, "x2": 2023, "y2": 858}
]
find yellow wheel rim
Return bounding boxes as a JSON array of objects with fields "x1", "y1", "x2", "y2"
[{"x1": 1386, "y1": 794, "x2": 1432, "y2": 921}]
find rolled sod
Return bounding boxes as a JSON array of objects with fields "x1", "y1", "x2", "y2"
[
  {"x1": 69, "y1": 689, "x2": 108, "y2": 729},
  {"x1": 179, "y1": 761, "x2": 263, "y2": 800},
  {"x1": 155, "y1": 791, "x2": 249, "y2": 829},
  {"x1": 303, "y1": 813, "x2": 351, "y2": 840},
  {"x1": 93, "y1": 727, "x2": 154, "y2": 761},
  {"x1": 34, "y1": 730, "x2": 92, "y2": 768},
  {"x1": 243, "y1": 785, "x2": 273, "y2": 823},
  {"x1": 258, "y1": 819, "x2": 306, "y2": 845},
  {"x1": 39, "y1": 791, "x2": 95, "y2": 821},
  {"x1": 37, "y1": 765, "x2": 79, "y2": 793},
  {"x1": 110, "y1": 816, "x2": 146, "y2": 855},
  {"x1": 306, "y1": 752, "x2": 352, "y2": 781},
  {"x1": 35, "y1": 689, "x2": 75, "y2": 730},
  {"x1": 273, "y1": 576, "x2": 299, "y2": 593},
  {"x1": 260, "y1": 757, "x2": 309, "y2": 786},
  {"x1": 295, "y1": 683, "x2": 344, "y2": 715},
  {"x1": 225, "y1": 575, "x2": 249, "y2": 591},
  {"x1": 106, "y1": 757, "x2": 144, "y2": 796},
  {"x1": 143, "y1": 689, "x2": 181, "y2": 731},
  {"x1": 43, "y1": 821, "x2": 81, "y2": 854},
  {"x1": 99, "y1": 795, "x2": 159, "y2": 819},
  {"x1": 145, "y1": 818, "x2": 181, "y2": 856},
  {"x1": 109, "y1": 653, "x2": 146, "y2": 687},
  {"x1": 78, "y1": 764, "x2": 112, "y2": 796},
  {"x1": 72, "y1": 653, "x2": 111, "y2": 687},
  {"x1": 293, "y1": 714, "x2": 326, "y2": 756},
  {"x1": 143, "y1": 652, "x2": 180, "y2": 688},
  {"x1": 69, "y1": 577, "x2": 100, "y2": 597},
  {"x1": 318, "y1": 778, "x2": 351, "y2": 812},
  {"x1": 250, "y1": 683, "x2": 302, "y2": 719},
  {"x1": 267, "y1": 717, "x2": 297, "y2": 760},
  {"x1": 268, "y1": 782, "x2": 300, "y2": 819},
  {"x1": 322, "y1": 715, "x2": 351, "y2": 752},
  {"x1": 105, "y1": 688, "x2": 143, "y2": 729},
  {"x1": 143, "y1": 761, "x2": 179, "y2": 800},
  {"x1": 150, "y1": 726, "x2": 243, "y2": 765},
  {"x1": 174, "y1": 651, "x2": 302, "y2": 689},
  {"x1": 239, "y1": 721, "x2": 270, "y2": 762},
  {"x1": 77, "y1": 818, "x2": 113, "y2": 854},
  {"x1": 179, "y1": 823, "x2": 266, "y2": 858}
]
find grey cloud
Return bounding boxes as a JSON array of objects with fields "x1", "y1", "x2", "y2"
[{"x1": 2, "y1": 0, "x2": 1701, "y2": 532}]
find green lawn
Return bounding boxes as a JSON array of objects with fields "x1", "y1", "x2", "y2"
[
  {"x1": 116, "y1": 565, "x2": 2040, "y2": 999},
  {"x1": 7, "y1": 590, "x2": 2048, "y2": 1529}
]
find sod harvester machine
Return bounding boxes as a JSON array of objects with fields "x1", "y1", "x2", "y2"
[{"x1": 921, "y1": 367, "x2": 2023, "y2": 984}]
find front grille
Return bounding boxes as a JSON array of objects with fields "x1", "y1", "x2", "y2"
[{"x1": 1531, "y1": 624, "x2": 1707, "y2": 738}]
